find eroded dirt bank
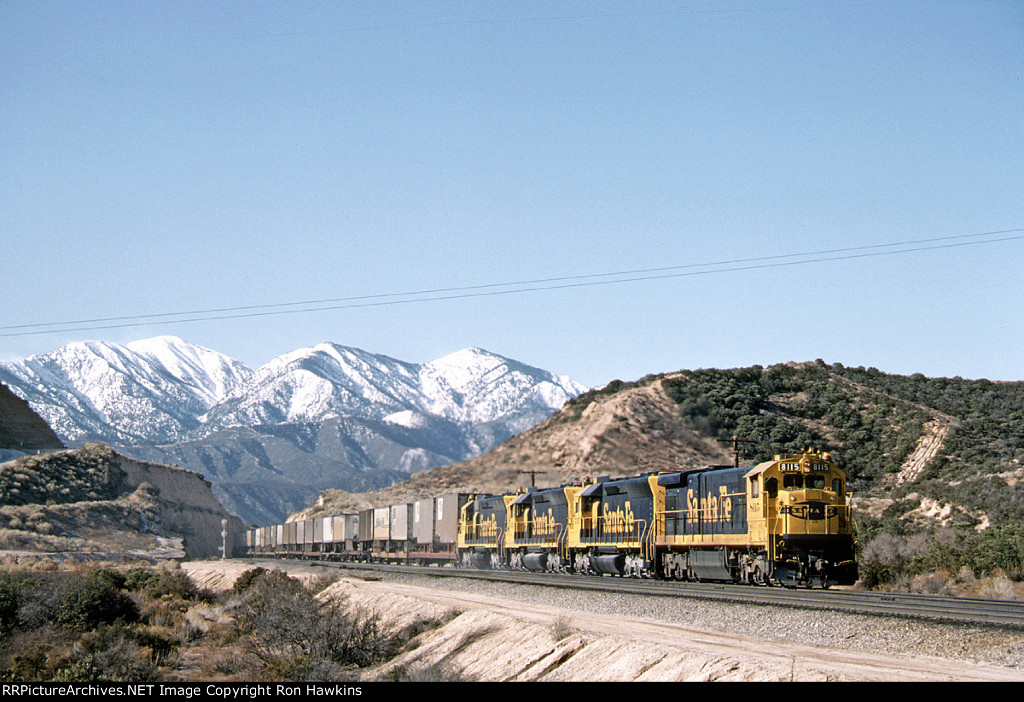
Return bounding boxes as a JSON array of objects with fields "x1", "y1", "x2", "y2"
[{"x1": 183, "y1": 560, "x2": 1024, "y2": 682}]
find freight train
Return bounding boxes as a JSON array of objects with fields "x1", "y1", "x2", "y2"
[{"x1": 238, "y1": 448, "x2": 858, "y2": 588}]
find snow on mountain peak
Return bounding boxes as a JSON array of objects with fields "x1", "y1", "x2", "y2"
[
  {"x1": 424, "y1": 347, "x2": 506, "y2": 388},
  {"x1": 1, "y1": 338, "x2": 585, "y2": 446},
  {"x1": 125, "y1": 336, "x2": 252, "y2": 404}
]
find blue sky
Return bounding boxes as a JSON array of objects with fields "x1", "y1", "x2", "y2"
[{"x1": 3, "y1": 1, "x2": 1022, "y2": 388}]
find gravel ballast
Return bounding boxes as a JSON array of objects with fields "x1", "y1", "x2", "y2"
[{"x1": 373, "y1": 568, "x2": 1024, "y2": 671}]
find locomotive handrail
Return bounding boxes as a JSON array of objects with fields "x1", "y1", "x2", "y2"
[
  {"x1": 558, "y1": 519, "x2": 569, "y2": 561},
  {"x1": 510, "y1": 518, "x2": 565, "y2": 545},
  {"x1": 580, "y1": 515, "x2": 648, "y2": 545},
  {"x1": 463, "y1": 520, "x2": 502, "y2": 544},
  {"x1": 657, "y1": 503, "x2": 745, "y2": 537},
  {"x1": 641, "y1": 515, "x2": 655, "y2": 561}
]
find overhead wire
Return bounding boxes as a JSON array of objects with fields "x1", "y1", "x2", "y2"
[{"x1": 1, "y1": 227, "x2": 1021, "y2": 338}]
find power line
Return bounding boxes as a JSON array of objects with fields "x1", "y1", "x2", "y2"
[
  {"x1": 203, "y1": 1, "x2": 977, "y2": 41},
  {"x1": 2, "y1": 227, "x2": 1021, "y2": 338}
]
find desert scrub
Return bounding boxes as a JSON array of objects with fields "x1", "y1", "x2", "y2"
[
  {"x1": 141, "y1": 568, "x2": 201, "y2": 602},
  {"x1": 233, "y1": 569, "x2": 395, "y2": 681},
  {"x1": 50, "y1": 574, "x2": 139, "y2": 631},
  {"x1": 0, "y1": 444, "x2": 126, "y2": 507},
  {"x1": 0, "y1": 577, "x2": 19, "y2": 636},
  {"x1": 2, "y1": 564, "x2": 414, "y2": 682},
  {"x1": 550, "y1": 613, "x2": 575, "y2": 641},
  {"x1": 0, "y1": 565, "x2": 189, "y2": 682},
  {"x1": 0, "y1": 569, "x2": 151, "y2": 682},
  {"x1": 230, "y1": 567, "x2": 268, "y2": 595}
]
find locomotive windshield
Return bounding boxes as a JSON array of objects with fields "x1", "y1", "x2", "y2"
[{"x1": 783, "y1": 474, "x2": 827, "y2": 489}]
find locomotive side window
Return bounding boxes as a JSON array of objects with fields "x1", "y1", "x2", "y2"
[
  {"x1": 765, "y1": 477, "x2": 778, "y2": 498},
  {"x1": 832, "y1": 478, "x2": 843, "y2": 495},
  {"x1": 749, "y1": 476, "x2": 759, "y2": 498}
]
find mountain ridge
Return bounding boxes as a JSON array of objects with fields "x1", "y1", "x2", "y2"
[
  {"x1": 0, "y1": 337, "x2": 585, "y2": 447},
  {"x1": 0, "y1": 337, "x2": 587, "y2": 524}
]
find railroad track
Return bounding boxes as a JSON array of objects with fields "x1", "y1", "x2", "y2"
[{"x1": 282, "y1": 558, "x2": 1024, "y2": 629}]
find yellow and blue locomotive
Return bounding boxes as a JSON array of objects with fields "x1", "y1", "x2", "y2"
[{"x1": 457, "y1": 448, "x2": 856, "y2": 587}]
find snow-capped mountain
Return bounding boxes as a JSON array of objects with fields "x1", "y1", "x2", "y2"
[
  {"x1": 200, "y1": 343, "x2": 426, "y2": 430},
  {"x1": 0, "y1": 336, "x2": 253, "y2": 444},
  {"x1": 1, "y1": 337, "x2": 586, "y2": 523},
  {"x1": 201, "y1": 343, "x2": 584, "y2": 436},
  {"x1": 0, "y1": 337, "x2": 584, "y2": 447}
]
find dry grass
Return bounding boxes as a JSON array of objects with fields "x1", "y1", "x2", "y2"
[{"x1": 883, "y1": 568, "x2": 1024, "y2": 600}]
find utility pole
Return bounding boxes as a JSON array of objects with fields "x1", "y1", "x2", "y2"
[
  {"x1": 518, "y1": 469, "x2": 545, "y2": 488},
  {"x1": 717, "y1": 436, "x2": 757, "y2": 468}
]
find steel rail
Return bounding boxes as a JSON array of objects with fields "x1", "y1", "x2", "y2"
[{"x1": 271, "y1": 558, "x2": 1024, "y2": 629}]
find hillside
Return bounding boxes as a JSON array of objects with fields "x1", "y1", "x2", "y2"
[
  {"x1": 0, "y1": 383, "x2": 63, "y2": 456},
  {"x1": 0, "y1": 443, "x2": 244, "y2": 560},
  {"x1": 657, "y1": 362, "x2": 1024, "y2": 529}
]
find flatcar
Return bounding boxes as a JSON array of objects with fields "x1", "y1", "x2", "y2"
[{"x1": 237, "y1": 448, "x2": 857, "y2": 588}]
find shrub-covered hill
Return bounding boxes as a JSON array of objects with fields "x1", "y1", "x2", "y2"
[
  {"x1": 358, "y1": 360, "x2": 1023, "y2": 533},
  {"x1": 650, "y1": 361, "x2": 1024, "y2": 525}
]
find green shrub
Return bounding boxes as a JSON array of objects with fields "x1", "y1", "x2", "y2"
[
  {"x1": 52, "y1": 623, "x2": 156, "y2": 682},
  {"x1": 10, "y1": 644, "x2": 51, "y2": 680},
  {"x1": 142, "y1": 570, "x2": 198, "y2": 602},
  {"x1": 53, "y1": 577, "x2": 138, "y2": 631},
  {"x1": 231, "y1": 567, "x2": 267, "y2": 594},
  {"x1": 87, "y1": 568, "x2": 126, "y2": 592},
  {"x1": 0, "y1": 579, "x2": 20, "y2": 637},
  {"x1": 124, "y1": 568, "x2": 156, "y2": 593}
]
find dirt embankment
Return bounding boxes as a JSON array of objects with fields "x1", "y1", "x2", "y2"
[
  {"x1": 894, "y1": 414, "x2": 953, "y2": 486},
  {"x1": 0, "y1": 383, "x2": 64, "y2": 452},
  {"x1": 183, "y1": 560, "x2": 1024, "y2": 683},
  {"x1": 0, "y1": 445, "x2": 244, "y2": 560}
]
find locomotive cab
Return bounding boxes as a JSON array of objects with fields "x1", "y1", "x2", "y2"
[{"x1": 748, "y1": 450, "x2": 857, "y2": 587}]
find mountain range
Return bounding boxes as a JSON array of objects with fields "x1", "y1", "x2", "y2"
[{"x1": 0, "y1": 336, "x2": 586, "y2": 524}]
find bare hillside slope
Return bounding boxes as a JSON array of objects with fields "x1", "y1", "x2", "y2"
[{"x1": 327, "y1": 375, "x2": 732, "y2": 511}]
